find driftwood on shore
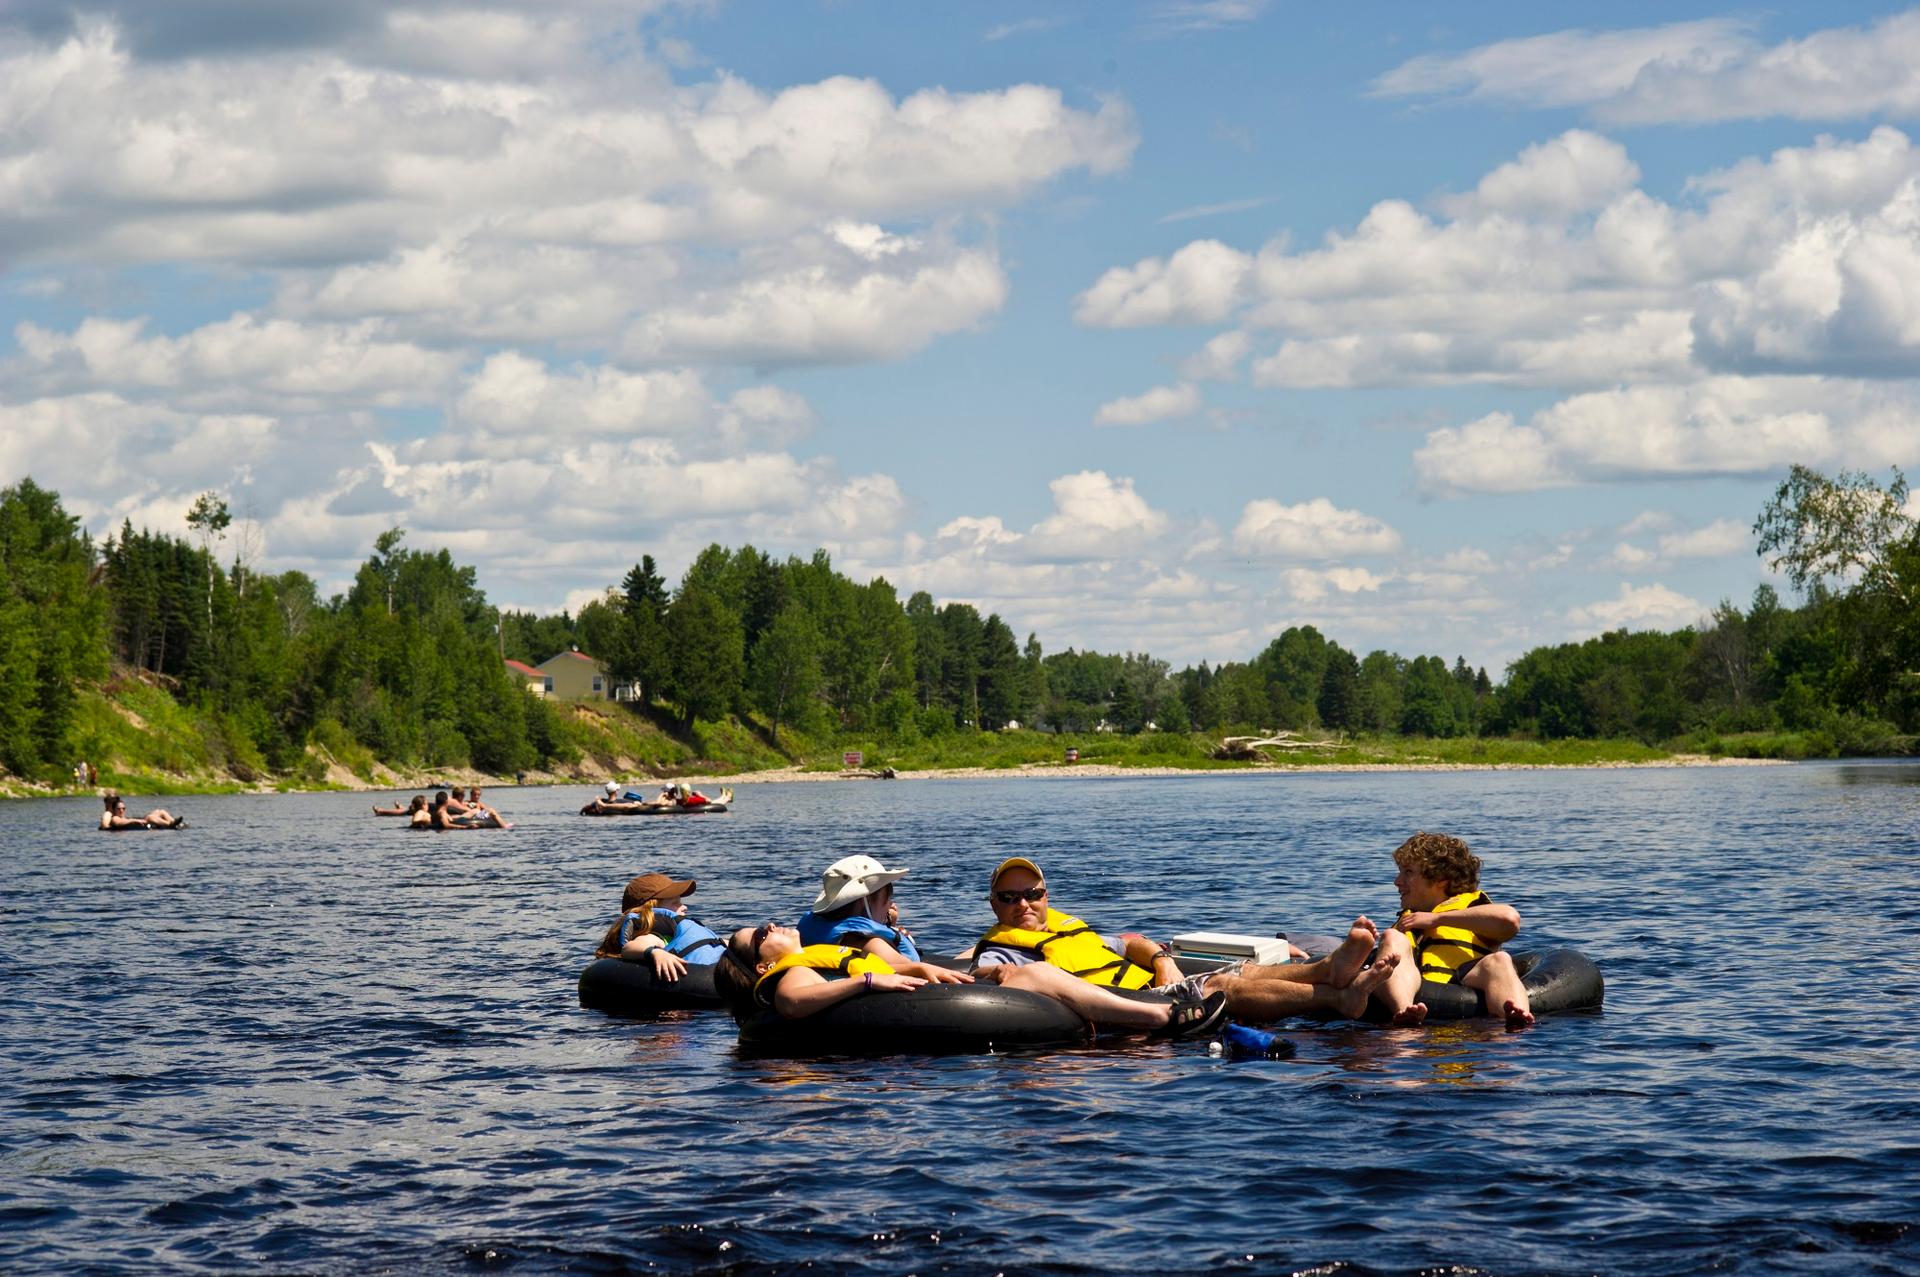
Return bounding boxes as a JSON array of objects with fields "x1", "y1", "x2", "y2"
[
  {"x1": 1213, "y1": 733, "x2": 1335, "y2": 761},
  {"x1": 839, "y1": 766, "x2": 898, "y2": 780}
]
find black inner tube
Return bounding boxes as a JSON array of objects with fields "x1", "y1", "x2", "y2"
[{"x1": 736, "y1": 983, "x2": 1091, "y2": 1056}]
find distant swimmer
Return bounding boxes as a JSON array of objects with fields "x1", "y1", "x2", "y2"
[{"x1": 373, "y1": 795, "x2": 425, "y2": 817}]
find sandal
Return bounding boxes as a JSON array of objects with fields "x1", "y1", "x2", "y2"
[{"x1": 1152, "y1": 990, "x2": 1229, "y2": 1041}]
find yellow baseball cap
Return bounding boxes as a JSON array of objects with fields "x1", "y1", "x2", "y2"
[{"x1": 989, "y1": 856, "x2": 1045, "y2": 890}]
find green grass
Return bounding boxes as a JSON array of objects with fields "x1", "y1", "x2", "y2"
[
  {"x1": 10, "y1": 675, "x2": 1735, "y2": 803},
  {"x1": 764, "y1": 729, "x2": 1675, "y2": 773}
]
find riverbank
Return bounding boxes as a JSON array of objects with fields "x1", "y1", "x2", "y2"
[
  {"x1": 1, "y1": 750, "x2": 1799, "y2": 800},
  {"x1": 690, "y1": 754, "x2": 1793, "y2": 784}
]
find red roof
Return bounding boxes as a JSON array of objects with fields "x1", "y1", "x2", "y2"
[{"x1": 504, "y1": 659, "x2": 542, "y2": 678}]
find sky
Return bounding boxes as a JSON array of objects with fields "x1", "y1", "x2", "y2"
[{"x1": 5, "y1": 1, "x2": 1920, "y2": 675}]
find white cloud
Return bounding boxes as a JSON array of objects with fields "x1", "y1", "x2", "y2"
[
  {"x1": 1369, "y1": 18, "x2": 1755, "y2": 111},
  {"x1": 1179, "y1": 330, "x2": 1251, "y2": 381},
  {"x1": 1282, "y1": 566, "x2": 1390, "y2": 603},
  {"x1": 1657, "y1": 517, "x2": 1752, "y2": 559},
  {"x1": 1606, "y1": 542, "x2": 1658, "y2": 571},
  {"x1": 1028, "y1": 470, "x2": 1171, "y2": 558},
  {"x1": 1565, "y1": 582, "x2": 1705, "y2": 633},
  {"x1": 985, "y1": 18, "x2": 1067, "y2": 42},
  {"x1": 452, "y1": 352, "x2": 710, "y2": 438},
  {"x1": 1412, "y1": 412, "x2": 1570, "y2": 495},
  {"x1": 1437, "y1": 130, "x2": 1640, "y2": 219},
  {"x1": 1433, "y1": 547, "x2": 1497, "y2": 574},
  {"x1": 621, "y1": 241, "x2": 1010, "y2": 365},
  {"x1": 1159, "y1": 196, "x2": 1277, "y2": 224},
  {"x1": 1094, "y1": 381, "x2": 1202, "y2": 426},
  {"x1": 1080, "y1": 126, "x2": 1920, "y2": 390},
  {"x1": 1232, "y1": 497, "x2": 1401, "y2": 560},
  {"x1": 1074, "y1": 239, "x2": 1253, "y2": 327},
  {"x1": 1147, "y1": 1, "x2": 1272, "y2": 34},
  {"x1": 1, "y1": 20, "x2": 1133, "y2": 373},
  {"x1": 1415, "y1": 378, "x2": 1920, "y2": 496},
  {"x1": 1373, "y1": 12, "x2": 1920, "y2": 128},
  {"x1": 12, "y1": 314, "x2": 459, "y2": 409}
]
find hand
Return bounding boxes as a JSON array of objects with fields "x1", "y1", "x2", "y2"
[
  {"x1": 1395, "y1": 912, "x2": 1437, "y2": 935},
  {"x1": 920, "y1": 966, "x2": 974, "y2": 985},
  {"x1": 650, "y1": 950, "x2": 689, "y2": 982},
  {"x1": 871, "y1": 973, "x2": 927, "y2": 993}
]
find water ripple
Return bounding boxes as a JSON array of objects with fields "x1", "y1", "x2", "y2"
[{"x1": 3, "y1": 764, "x2": 1919, "y2": 1274}]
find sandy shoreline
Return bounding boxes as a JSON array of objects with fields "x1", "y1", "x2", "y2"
[
  {"x1": 0, "y1": 752, "x2": 1796, "y2": 800},
  {"x1": 686, "y1": 755, "x2": 1792, "y2": 785}
]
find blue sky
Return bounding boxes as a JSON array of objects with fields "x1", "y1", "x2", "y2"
[{"x1": 4, "y1": 1, "x2": 1919, "y2": 673}]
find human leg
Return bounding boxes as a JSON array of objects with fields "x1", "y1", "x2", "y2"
[
  {"x1": 1463, "y1": 950, "x2": 1534, "y2": 1028},
  {"x1": 1215, "y1": 949, "x2": 1400, "y2": 1022},
  {"x1": 1230, "y1": 917, "x2": 1381, "y2": 989},
  {"x1": 1372, "y1": 928, "x2": 1427, "y2": 1026},
  {"x1": 986, "y1": 963, "x2": 1170, "y2": 1031}
]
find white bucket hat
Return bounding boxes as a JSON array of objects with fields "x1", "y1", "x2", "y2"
[
  {"x1": 811, "y1": 854, "x2": 909, "y2": 912},
  {"x1": 604, "y1": 780, "x2": 620, "y2": 795}
]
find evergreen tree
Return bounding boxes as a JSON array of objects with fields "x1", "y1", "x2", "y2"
[
  {"x1": 1317, "y1": 646, "x2": 1359, "y2": 730},
  {"x1": 663, "y1": 586, "x2": 745, "y2": 725},
  {"x1": 750, "y1": 603, "x2": 823, "y2": 745},
  {"x1": 0, "y1": 479, "x2": 108, "y2": 777}
]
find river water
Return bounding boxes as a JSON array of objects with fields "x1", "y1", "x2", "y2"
[{"x1": 3, "y1": 762, "x2": 1917, "y2": 1276}]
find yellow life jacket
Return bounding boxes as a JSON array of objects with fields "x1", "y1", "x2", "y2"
[
  {"x1": 753, "y1": 944, "x2": 894, "y2": 1007},
  {"x1": 976, "y1": 909, "x2": 1156, "y2": 990},
  {"x1": 1401, "y1": 891, "x2": 1496, "y2": 984}
]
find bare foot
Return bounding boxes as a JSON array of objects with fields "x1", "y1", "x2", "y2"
[
  {"x1": 1503, "y1": 1000, "x2": 1536, "y2": 1030},
  {"x1": 1389, "y1": 1001, "x2": 1428, "y2": 1028},
  {"x1": 1326, "y1": 916, "x2": 1381, "y2": 987},
  {"x1": 1333, "y1": 951, "x2": 1398, "y2": 1019}
]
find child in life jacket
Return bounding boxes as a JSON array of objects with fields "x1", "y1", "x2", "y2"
[{"x1": 1371, "y1": 831, "x2": 1534, "y2": 1029}]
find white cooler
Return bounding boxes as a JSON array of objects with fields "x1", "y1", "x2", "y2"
[{"x1": 1170, "y1": 931, "x2": 1292, "y2": 967}]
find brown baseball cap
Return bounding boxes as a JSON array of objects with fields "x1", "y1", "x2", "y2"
[{"x1": 622, "y1": 873, "x2": 696, "y2": 908}]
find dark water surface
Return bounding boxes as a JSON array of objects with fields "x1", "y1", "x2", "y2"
[{"x1": 4, "y1": 763, "x2": 1918, "y2": 1276}]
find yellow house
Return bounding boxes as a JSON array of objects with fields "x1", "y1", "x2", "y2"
[
  {"x1": 535, "y1": 648, "x2": 612, "y2": 700},
  {"x1": 504, "y1": 659, "x2": 546, "y2": 697}
]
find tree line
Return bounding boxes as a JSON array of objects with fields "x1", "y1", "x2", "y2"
[{"x1": 1, "y1": 464, "x2": 1914, "y2": 782}]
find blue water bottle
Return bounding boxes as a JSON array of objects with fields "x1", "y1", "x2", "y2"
[{"x1": 1222, "y1": 1023, "x2": 1296, "y2": 1060}]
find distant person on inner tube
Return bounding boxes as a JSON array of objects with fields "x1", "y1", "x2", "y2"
[
  {"x1": 427, "y1": 790, "x2": 509, "y2": 829},
  {"x1": 581, "y1": 780, "x2": 675, "y2": 815},
  {"x1": 672, "y1": 782, "x2": 715, "y2": 808},
  {"x1": 99, "y1": 793, "x2": 183, "y2": 830},
  {"x1": 972, "y1": 857, "x2": 1402, "y2": 1023},
  {"x1": 713, "y1": 922, "x2": 1227, "y2": 1039},
  {"x1": 594, "y1": 872, "x2": 726, "y2": 982},
  {"x1": 1370, "y1": 832, "x2": 1534, "y2": 1030}
]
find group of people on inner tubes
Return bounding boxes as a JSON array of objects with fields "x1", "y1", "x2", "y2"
[{"x1": 592, "y1": 831, "x2": 1539, "y2": 1033}]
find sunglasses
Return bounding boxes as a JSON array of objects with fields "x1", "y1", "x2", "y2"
[
  {"x1": 993, "y1": 887, "x2": 1047, "y2": 905},
  {"x1": 741, "y1": 921, "x2": 775, "y2": 965}
]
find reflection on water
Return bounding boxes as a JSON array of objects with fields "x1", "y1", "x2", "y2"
[
  {"x1": 3, "y1": 767, "x2": 1919, "y2": 1277},
  {"x1": 1824, "y1": 759, "x2": 1920, "y2": 785}
]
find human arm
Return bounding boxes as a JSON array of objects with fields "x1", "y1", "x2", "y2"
[
  {"x1": 1119, "y1": 931, "x2": 1183, "y2": 986},
  {"x1": 769, "y1": 966, "x2": 926, "y2": 1018},
  {"x1": 1395, "y1": 903, "x2": 1521, "y2": 944},
  {"x1": 848, "y1": 935, "x2": 971, "y2": 984}
]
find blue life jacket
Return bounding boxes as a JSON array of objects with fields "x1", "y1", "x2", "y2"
[
  {"x1": 618, "y1": 911, "x2": 725, "y2": 965},
  {"x1": 796, "y1": 909, "x2": 921, "y2": 961}
]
